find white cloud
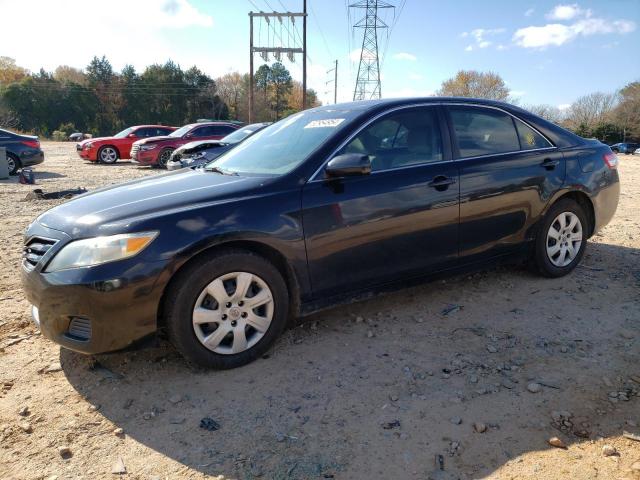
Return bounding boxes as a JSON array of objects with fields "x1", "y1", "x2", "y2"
[
  {"x1": 525, "y1": 8, "x2": 535, "y2": 17},
  {"x1": 511, "y1": 90, "x2": 526, "y2": 98},
  {"x1": 462, "y1": 27, "x2": 506, "y2": 51},
  {"x1": 546, "y1": 4, "x2": 589, "y2": 21},
  {"x1": 558, "y1": 103, "x2": 572, "y2": 110},
  {"x1": 1, "y1": 0, "x2": 216, "y2": 74},
  {"x1": 393, "y1": 52, "x2": 417, "y2": 61},
  {"x1": 514, "y1": 14, "x2": 636, "y2": 48}
]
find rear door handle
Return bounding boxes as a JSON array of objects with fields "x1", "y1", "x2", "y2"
[
  {"x1": 428, "y1": 175, "x2": 456, "y2": 191},
  {"x1": 541, "y1": 158, "x2": 559, "y2": 170}
]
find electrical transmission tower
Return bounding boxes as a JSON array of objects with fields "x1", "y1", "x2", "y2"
[{"x1": 350, "y1": 0, "x2": 394, "y2": 101}]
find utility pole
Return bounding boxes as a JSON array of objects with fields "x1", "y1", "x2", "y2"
[
  {"x1": 303, "y1": 0, "x2": 307, "y2": 110},
  {"x1": 350, "y1": 0, "x2": 394, "y2": 101},
  {"x1": 248, "y1": 3, "x2": 307, "y2": 122},
  {"x1": 326, "y1": 60, "x2": 338, "y2": 104}
]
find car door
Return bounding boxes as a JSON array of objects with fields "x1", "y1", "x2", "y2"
[
  {"x1": 301, "y1": 105, "x2": 460, "y2": 298},
  {"x1": 446, "y1": 105, "x2": 565, "y2": 262}
]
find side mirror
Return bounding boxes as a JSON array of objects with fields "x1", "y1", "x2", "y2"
[{"x1": 325, "y1": 154, "x2": 371, "y2": 177}]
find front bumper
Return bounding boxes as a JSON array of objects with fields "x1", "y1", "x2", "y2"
[
  {"x1": 131, "y1": 148, "x2": 159, "y2": 165},
  {"x1": 21, "y1": 224, "x2": 168, "y2": 354}
]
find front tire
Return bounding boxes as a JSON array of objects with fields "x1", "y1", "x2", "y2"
[
  {"x1": 98, "y1": 146, "x2": 119, "y2": 164},
  {"x1": 158, "y1": 148, "x2": 174, "y2": 169},
  {"x1": 7, "y1": 153, "x2": 20, "y2": 175},
  {"x1": 164, "y1": 250, "x2": 289, "y2": 369},
  {"x1": 532, "y1": 199, "x2": 588, "y2": 278}
]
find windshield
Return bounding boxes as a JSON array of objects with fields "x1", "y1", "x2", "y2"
[
  {"x1": 113, "y1": 127, "x2": 133, "y2": 139},
  {"x1": 170, "y1": 125, "x2": 193, "y2": 138},
  {"x1": 210, "y1": 111, "x2": 353, "y2": 176},
  {"x1": 221, "y1": 126, "x2": 261, "y2": 145}
]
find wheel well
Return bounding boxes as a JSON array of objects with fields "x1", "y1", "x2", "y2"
[
  {"x1": 554, "y1": 191, "x2": 595, "y2": 237},
  {"x1": 156, "y1": 240, "x2": 301, "y2": 334},
  {"x1": 98, "y1": 144, "x2": 120, "y2": 158}
]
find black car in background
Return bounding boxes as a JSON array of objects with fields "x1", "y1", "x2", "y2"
[
  {"x1": 21, "y1": 98, "x2": 620, "y2": 369},
  {"x1": 166, "y1": 122, "x2": 271, "y2": 171},
  {"x1": 0, "y1": 128, "x2": 44, "y2": 174},
  {"x1": 610, "y1": 142, "x2": 639, "y2": 154}
]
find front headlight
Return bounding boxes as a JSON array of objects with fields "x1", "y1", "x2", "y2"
[
  {"x1": 84, "y1": 143, "x2": 94, "y2": 150},
  {"x1": 45, "y1": 232, "x2": 158, "y2": 272},
  {"x1": 140, "y1": 144, "x2": 158, "y2": 151}
]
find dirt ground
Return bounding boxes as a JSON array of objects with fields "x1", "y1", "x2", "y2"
[{"x1": 0, "y1": 142, "x2": 639, "y2": 480}]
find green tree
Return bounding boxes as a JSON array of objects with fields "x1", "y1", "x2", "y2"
[{"x1": 269, "y1": 62, "x2": 292, "y2": 120}]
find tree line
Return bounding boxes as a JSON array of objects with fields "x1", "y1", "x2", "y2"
[
  {"x1": 438, "y1": 70, "x2": 640, "y2": 143},
  {"x1": 0, "y1": 56, "x2": 318, "y2": 137}
]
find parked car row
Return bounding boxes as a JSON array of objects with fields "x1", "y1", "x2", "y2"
[{"x1": 610, "y1": 142, "x2": 640, "y2": 154}]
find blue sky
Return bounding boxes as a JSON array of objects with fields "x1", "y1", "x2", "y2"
[{"x1": 2, "y1": 0, "x2": 639, "y2": 108}]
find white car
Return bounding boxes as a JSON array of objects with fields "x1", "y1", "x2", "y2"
[{"x1": 634, "y1": 147, "x2": 640, "y2": 155}]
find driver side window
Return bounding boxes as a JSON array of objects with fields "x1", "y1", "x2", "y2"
[{"x1": 339, "y1": 107, "x2": 443, "y2": 172}]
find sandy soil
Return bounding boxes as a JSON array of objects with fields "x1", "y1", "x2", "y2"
[{"x1": 0, "y1": 142, "x2": 639, "y2": 480}]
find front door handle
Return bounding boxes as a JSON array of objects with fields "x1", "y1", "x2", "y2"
[
  {"x1": 541, "y1": 158, "x2": 559, "y2": 170},
  {"x1": 428, "y1": 175, "x2": 456, "y2": 191}
]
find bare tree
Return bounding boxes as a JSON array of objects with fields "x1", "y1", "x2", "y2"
[
  {"x1": 525, "y1": 104, "x2": 565, "y2": 124},
  {"x1": 0, "y1": 99, "x2": 18, "y2": 129},
  {"x1": 438, "y1": 70, "x2": 510, "y2": 101},
  {"x1": 565, "y1": 92, "x2": 617, "y2": 130},
  {"x1": 216, "y1": 72, "x2": 246, "y2": 120},
  {"x1": 613, "y1": 81, "x2": 640, "y2": 141}
]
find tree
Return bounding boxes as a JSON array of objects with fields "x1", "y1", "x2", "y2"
[
  {"x1": 613, "y1": 81, "x2": 640, "y2": 141},
  {"x1": 0, "y1": 57, "x2": 28, "y2": 85},
  {"x1": 269, "y1": 62, "x2": 292, "y2": 120},
  {"x1": 564, "y1": 92, "x2": 617, "y2": 131},
  {"x1": 54, "y1": 66, "x2": 87, "y2": 85},
  {"x1": 216, "y1": 72, "x2": 246, "y2": 120},
  {"x1": 438, "y1": 70, "x2": 510, "y2": 101},
  {"x1": 525, "y1": 104, "x2": 565, "y2": 124}
]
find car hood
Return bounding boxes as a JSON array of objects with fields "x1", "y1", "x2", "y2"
[
  {"x1": 134, "y1": 135, "x2": 174, "y2": 145},
  {"x1": 177, "y1": 140, "x2": 225, "y2": 154},
  {"x1": 79, "y1": 137, "x2": 109, "y2": 146},
  {"x1": 36, "y1": 169, "x2": 268, "y2": 237}
]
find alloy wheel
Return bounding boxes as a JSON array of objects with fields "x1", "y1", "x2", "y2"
[
  {"x1": 546, "y1": 211, "x2": 583, "y2": 267},
  {"x1": 7, "y1": 156, "x2": 16, "y2": 173},
  {"x1": 192, "y1": 271, "x2": 274, "y2": 355},
  {"x1": 100, "y1": 147, "x2": 117, "y2": 163}
]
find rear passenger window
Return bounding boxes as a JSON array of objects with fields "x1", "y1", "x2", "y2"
[
  {"x1": 515, "y1": 120, "x2": 552, "y2": 150},
  {"x1": 339, "y1": 107, "x2": 443, "y2": 172},
  {"x1": 449, "y1": 107, "x2": 520, "y2": 158}
]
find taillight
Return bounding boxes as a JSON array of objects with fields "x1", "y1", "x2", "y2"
[
  {"x1": 21, "y1": 140, "x2": 40, "y2": 149},
  {"x1": 603, "y1": 152, "x2": 618, "y2": 169}
]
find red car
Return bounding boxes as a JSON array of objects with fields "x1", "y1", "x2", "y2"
[
  {"x1": 77, "y1": 125, "x2": 177, "y2": 163},
  {"x1": 130, "y1": 122, "x2": 241, "y2": 168}
]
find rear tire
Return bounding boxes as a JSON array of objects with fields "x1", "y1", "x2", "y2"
[
  {"x1": 532, "y1": 199, "x2": 588, "y2": 278},
  {"x1": 164, "y1": 249, "x2": 289, "y2": 369},
  {"x1": 98, "y1": 146, "x2": 119, "y2": 164},
  {"x1": 7, "y1": 153, "x2": 20, "y2": 175}
]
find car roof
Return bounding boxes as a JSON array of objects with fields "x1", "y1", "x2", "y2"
[
  {"x1": 133, "y1": 125, "x2": 177, "y2": 129},
  {"x1": 184, "y1": 122, "x2": 240, "y2": 128}
]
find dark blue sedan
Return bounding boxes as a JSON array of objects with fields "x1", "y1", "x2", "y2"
[
  {"x1": 0, "y1": 128, "x2": 44, "y2": 174},
  {"x1": 21, "y1": 98, "x2": 620, "y2": 368}
]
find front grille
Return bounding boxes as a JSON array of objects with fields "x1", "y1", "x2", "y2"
[
  {"x1": 23, "y1": 237, "x2": 57, "y2": 269},
  {"x1": 67, "y1": 317, "x2": 92, "y2": 341},
  {"x1": 76, "y1": 143, "x2": 82, "y2": 151},
  {"x1": 130, "y1": 144, "x2": 140, "y2": 158}
]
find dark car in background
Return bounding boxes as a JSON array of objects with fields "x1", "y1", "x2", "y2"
[
  {"x1": 166, "y1": 122, "x2": 271, "y2": 171},
  {"x1": 0, "y1": 128, "x2": 44, "y2": 175},
  {"x1": 610, "y1": 142, "x2": 639, "y2": 154},
  {"x1": 21, "y1": 98, "x2": 620, "y2": 369},
  {"x1": 130, "y1": 122, "x2": 241, "y2": 168}
]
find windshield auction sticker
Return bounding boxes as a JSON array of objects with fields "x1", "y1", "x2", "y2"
[{"x1": 304, "y1": 119, "x2": 345, "y2": 129}]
